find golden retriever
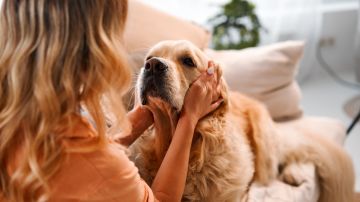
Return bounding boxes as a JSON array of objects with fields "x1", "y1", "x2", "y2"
[{"x1": 130, "y1": 40, "x2": 355, "y2": 202}]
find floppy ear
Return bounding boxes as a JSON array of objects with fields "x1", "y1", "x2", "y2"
[{"x1": 147, "y1": 97, "x2": 178, "y2": 162}]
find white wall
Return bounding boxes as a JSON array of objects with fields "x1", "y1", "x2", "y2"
[
  {"x1": 320, "y1": 6, "x2": 359, "y2": 73},
  {"x1": 140, "y1": 0, "x2": 227, "y2": 29},
  {"x1": 356, "y1": 4, "x2": 360, "y2": 82}
]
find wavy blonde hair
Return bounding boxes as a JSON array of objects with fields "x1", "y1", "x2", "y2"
[{"x1": 0, "y1": 0, "x2": 130, "y2": 201}]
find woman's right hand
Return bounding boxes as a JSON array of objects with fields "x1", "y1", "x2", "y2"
[
  {"x1": 150, "y1": 61, "x2": 224, "y2": 201},
  {"x1": 180, "y1": 61, "x2": 223, "y2": 123}
]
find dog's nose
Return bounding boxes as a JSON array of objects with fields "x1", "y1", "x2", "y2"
[{"x1": 145, "y1": 58, "x2": 168, "y2": 73}]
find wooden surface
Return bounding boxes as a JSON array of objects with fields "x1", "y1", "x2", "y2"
[{"x1": 356, "y1": 193, "x2": 360, "y2": 202}]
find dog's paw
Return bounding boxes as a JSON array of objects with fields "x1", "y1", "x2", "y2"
[{"x1": 278, "y1": 163, "x2": 316, "y2": 187}]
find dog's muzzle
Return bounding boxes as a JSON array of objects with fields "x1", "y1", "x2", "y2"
[{"x1": 140, "y1": 58, "x2": 170, "y2": 105}]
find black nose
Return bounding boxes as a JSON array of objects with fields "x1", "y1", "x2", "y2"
[{"x1": 145, "y1": 58, "x2": 168, "y2": 73}]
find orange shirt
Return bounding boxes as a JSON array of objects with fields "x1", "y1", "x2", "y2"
[{"x1": 2, "y1": 117, "x2": 157, "y2": 202}]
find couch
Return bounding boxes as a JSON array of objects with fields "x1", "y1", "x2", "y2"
[{"x1": 123, "y1": 1, "x2": 348, "y2": 201}]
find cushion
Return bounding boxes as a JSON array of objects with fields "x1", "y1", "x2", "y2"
[
  {"x1": 275, "y1": 116, "x2": 347, "y2": 145},
  {"x1": 205, "y1": 41, "x2": 305, "y2": 121},
  {"x1": 123, "y1": 0, "x2": 210, "y2": 55}
]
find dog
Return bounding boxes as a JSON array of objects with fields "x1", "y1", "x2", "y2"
[{"x1": 129, "y1": 40, "x2": 355, "y2": 202}]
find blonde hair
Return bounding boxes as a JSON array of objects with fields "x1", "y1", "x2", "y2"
[{"x1": 0, "y1": 0, "x2": 130, "y2": 201}]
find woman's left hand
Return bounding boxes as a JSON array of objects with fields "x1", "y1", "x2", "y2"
[
  {"x1": 118, "y1": 105, "x2": 154, "y2": 146},
  {"x1": 128, "y1": 105, "x2": 154, "y2": 134}
]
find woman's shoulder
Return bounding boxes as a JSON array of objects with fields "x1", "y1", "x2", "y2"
[
  {"x1": 49, "y1": 115, "x2": 155, "y2": 201},
  {"x1": 81, "y1": 143, "x2": 139, "y2": 180},
  {"x1": 58, "y1": 115, "x2": 140, "y2": 180},
  {"x1": 50, "y1": 142, "x2": 148, "y2": 201}
]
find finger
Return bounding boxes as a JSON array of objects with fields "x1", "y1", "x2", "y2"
[
  {"x1": 205, "y1": 99, "x2": 224, "y2": 115},
  {"x1": 198, "y1": 77, "x2": 215, "y2": 102},
  {"x1": 138, "y1": 105, "x2": 153, "y2": 118},
  {"x1": 195, "y1": 61, "x2": 213, "y2": 80},
  {"x1": 206, "y1": 60, "x2": 215, "y2": 77},
  {"x1": 206, "y1": 82, "x2": 214, "y2": 96},
  {"x1": 191, "y1": 65, "x2": 212, "y2": 87},
  {"x1": 211, "y1": 74, "x2": 218, "y2": 90},
  {"x1": 214, "y1": 62, "x2": 221, "y2": 85},
  {"x1": 140, "y1": 104, "x2": 151, "y2": 111},
  {"x1": 211, "y1": 65, "x2": 221, "y2": 88},
  {"x1": 208, "y1": 60, "x2": 215, "y2": 68},
  {"x1": 215, "y1": 82, "x2": 222, "y2": 99},
  {"x1": 212, "y1": 91, "x2": 220, "y2": 103},
  {"x1": 211, "y1": 62, "x2": 218, "y2": 84},
  {"x1": 212, "y1": 87, "x2": 222, "y2": 103},
  {"x1": 147, "y1": 97, "x2": 167, "y2": 115},
  {"x1": 207, "y1": 66, "x2": 215, "y2": 76},
  {"x1": 196, "y1": 72, "x2": 214, "y2": 89},
  {"x1": 208, "y1": 77, "x2": 221, "y2": 101}
]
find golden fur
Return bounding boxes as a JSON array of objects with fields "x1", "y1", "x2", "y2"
[{"x1": 130, "y1": 40, "x2": 355, "y2": 202}]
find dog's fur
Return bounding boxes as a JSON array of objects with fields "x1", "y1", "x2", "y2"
[{"x1": 130, "y1": 40, "x2": 355, "y2": 202}]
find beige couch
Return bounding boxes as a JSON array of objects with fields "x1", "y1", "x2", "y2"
[{"x1": 123, "y1": 1, "x2": 347, "y2": 201}]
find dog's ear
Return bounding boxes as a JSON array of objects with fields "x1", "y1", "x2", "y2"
[
  {"x1": 243, "y1": 97, "x2": 278, "y2": 184},
  {"x1": 147, "y1": 97, "x2": 178, "y2": 162}
]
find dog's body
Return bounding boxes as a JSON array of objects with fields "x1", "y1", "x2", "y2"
[{"x1": 130, "y1": 40, "x2": 355, "y2": 202}]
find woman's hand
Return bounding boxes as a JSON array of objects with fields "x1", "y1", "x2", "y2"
[
  {"x1": 180, "y1": 61, "x2": 223, "y2": 123},
  {"x1": 147, "y1": 97, "x2": 178, "y2": 131},
  {"x1": 117, "y1": 105, "x2": 153, "y2": 146},
  {"x1": 128, "y1": 105, "x2": 154, "y2": 135}
]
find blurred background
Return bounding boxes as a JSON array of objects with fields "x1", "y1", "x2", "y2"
[{"x1": 142, "y1": 0, "x2": 360, "y2": 190}]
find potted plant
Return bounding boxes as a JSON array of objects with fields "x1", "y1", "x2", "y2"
[{"x1": 209, "y1": 0, "x2": 262, "y2": 50}]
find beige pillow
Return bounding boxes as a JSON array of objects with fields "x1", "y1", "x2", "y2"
[
  {"x1": 206, "y1": 41, "x2": 305, "y2": 120},
  {"x1": 124, "y1": 0, "x2": 210, "y2": 54}
]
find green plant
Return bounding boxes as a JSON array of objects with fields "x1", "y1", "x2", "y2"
[{"x1": 209, "y1": 0, "x2": 262, "y2": 50}]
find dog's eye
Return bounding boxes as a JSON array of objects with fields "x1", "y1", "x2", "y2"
[{"x1": 181, "y1": 57, "x2": 196, "y2": 67}]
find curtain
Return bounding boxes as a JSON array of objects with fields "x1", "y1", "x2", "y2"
[
  {"x1": 356, "y1": 3, "x2": 360, "y2": 82},
  {"x1": 251, "y1": 0, "x2": 322, "y2": 82},
  {"x1": 253, "y1": 0, "x2": 359, "y2": 82}
]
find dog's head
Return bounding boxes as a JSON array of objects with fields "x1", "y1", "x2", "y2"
[{"x1": 136, "y1": 40, "x2": 227, "y2": 112}]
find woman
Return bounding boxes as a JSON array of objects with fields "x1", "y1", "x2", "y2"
[{"x1": 0, "y1": 0, "x2": 222, "y2": 201}]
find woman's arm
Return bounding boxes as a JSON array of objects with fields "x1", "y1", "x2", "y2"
[
  {"x1": 151, "y1": 115, "x2": 196, "y2": 201},
  {"x1": 151, "y1": 63, "x2": 223, "y2": 201}
]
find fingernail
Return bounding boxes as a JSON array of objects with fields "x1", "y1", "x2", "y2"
[{"x1": 207, "y1": 67, "x2": 214, "y2": 75}]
